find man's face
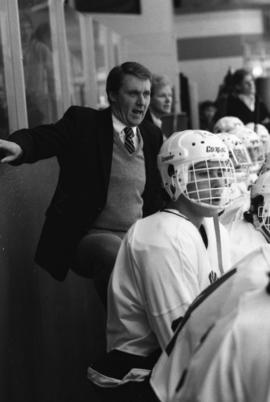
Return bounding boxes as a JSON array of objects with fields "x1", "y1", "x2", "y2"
[
  {"x1": 150, "y1": 84, "x2": 173, "y2": 117},
  {"x1": 238, "y1": 74, "x2": 256, "y2": 96},
  {"x1": 109, "y1": 74, "x2": 151, "y2": 126}
]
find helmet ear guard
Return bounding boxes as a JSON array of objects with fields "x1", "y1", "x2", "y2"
[
  {"x1": 158, "y1": 130, "x2": 236, "y2": 210},
  {"x1": 250, "y1": 171, "x2": 270, "y2": 237}
]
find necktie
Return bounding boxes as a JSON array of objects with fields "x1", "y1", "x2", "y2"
[{"x1": 124, "y1": 126, "x2": 135, "y2": 154}]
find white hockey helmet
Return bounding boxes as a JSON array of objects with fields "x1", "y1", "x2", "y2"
[
  {"x1": 250, "y1": 170, "x2": 270, "y2": 237},
  {"x1": 246, "y1": 122, "x2": 269, "y2": 144},
  {"x1": 231, "y1": 125, "x2": 265, "y2": 169},
  {"x1": 213, "y1": 116, "x2": 244, "y2": 133},
  {"x1": 157, "y1": 130, "x2": 235, "y2": 210},
  {"x1": 216, "y1": 132, "x2": 251, "y2": 183}
]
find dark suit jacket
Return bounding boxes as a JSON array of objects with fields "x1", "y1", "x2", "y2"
[
  {"x1": 10, "y1": 106, "x2": 164, "y2": 280},
  {"x1": 144, "y1": 109, "x2": 155, "y2": 125}
]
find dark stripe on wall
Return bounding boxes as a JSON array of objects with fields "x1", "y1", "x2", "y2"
[
  {"x1": 177, "y1": 33, "x2": 263, "y2": 60},
  {"x1": 75, "y1": 0, "x2": 141, "y2": 13}
]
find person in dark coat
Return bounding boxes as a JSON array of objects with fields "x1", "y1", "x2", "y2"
[
  {"x1": 215, "y1": 68, "x2": 270, "y2": 127},
  {"x1": 0, "y1": 61, "x2": 164, "y2": 305},
  {"x1": 144, "y1": 74, "x2": 173, "y2": 139}
]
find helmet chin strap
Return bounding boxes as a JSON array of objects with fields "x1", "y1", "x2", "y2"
[{"x1": 253, "y1": 214, "x2": 270, "y2": 243}]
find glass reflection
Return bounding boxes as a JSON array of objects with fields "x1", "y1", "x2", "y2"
[
  {"x1": 93, "y1": 20, "x2": 109, "y2": 108},
  {"x1": 18, "y1": 0, "x2": 57, "y2": 127},
  {"x1": 0, "y1": 60, "x2": 9, "y2": 138},
  {"x1": 64, "y1": 4, "x2": 86, "y2": 106}
]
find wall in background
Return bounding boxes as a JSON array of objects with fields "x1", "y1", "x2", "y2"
[
  {"x1": 88, "y1": 0, "x2": 181, "y2": 112},
  {"x1": 174, "y1": 9, "x2": 264, "y2": 103}
]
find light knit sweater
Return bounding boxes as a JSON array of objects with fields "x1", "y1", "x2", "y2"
[{"x1": 92, "y1": 131, "x2": 146, "y2": 232}]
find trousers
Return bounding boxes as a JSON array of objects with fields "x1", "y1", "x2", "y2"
[{"x1": 75, "y1": 229, "x2": 125, "y2": 307}]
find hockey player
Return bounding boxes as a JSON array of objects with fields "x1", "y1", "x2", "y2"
[
  {"x1": 150, "y1": 245, "x2": 270, "y2": 402},
  {"x1": 87, "y1": 130, "x2": 235, "y2": 400},
  {"x1": 227, "y1": 169, "x2": 270, "y2": 264}
]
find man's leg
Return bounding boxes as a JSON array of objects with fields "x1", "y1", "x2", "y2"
[{"x1": 75, "y1": 232, "x2": 123, "y2": 307}]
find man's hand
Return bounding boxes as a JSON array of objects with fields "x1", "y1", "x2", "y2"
[{"x1": 0, "y1": 139, "x2": 23, "y2": 163}]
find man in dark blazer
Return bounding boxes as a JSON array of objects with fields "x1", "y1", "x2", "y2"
[{"x1": 0, "y1": 61, "x2": 164, "y2": 305}]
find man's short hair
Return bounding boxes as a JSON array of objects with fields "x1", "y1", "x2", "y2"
[
  {"x1": 106, "y1": 61, "x2": 152, "y2": 102},
  {"x1": 151, "y1": 74, "x2": 172, "y2": 97}
]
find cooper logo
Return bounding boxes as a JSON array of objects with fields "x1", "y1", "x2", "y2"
[
  {"x1": 161, "y1": 155, "x2": 174, "y2": 162},
  {"x1": 206, "y1": 146, "x2": 226, "y2": 153}
]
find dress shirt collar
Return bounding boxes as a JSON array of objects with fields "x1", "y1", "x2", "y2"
[
  {"x1": 112, "y1": 113, "x2": 138, "y2": 148},
  {"x1": 112, "y1": 113, "x2": 137, "y2": 136}
]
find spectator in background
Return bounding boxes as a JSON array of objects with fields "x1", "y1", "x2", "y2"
[
  {"x1": 20, "y1": 13, "x2": 56, "y2": 126},
  {"x1": 199, "y1": 100, "x2": 217, "y2": 132},
  {"x1": 87, "y1": 130, "x2": 234, "y2": 402},
  {"x1": 150, "y1": 245, "x2": 270, "y2": 402},
  {"x1": 214, "y1": 67, "x2": 234, "y2": 119},
  {"x1": 144, "y1": 74, "x2": 173, "y2": 138},
  {"x1": 215, "y1": 68, "x2": 270, "y2": 128},
  {"x1": 34, "y1": 22, "x2": 52, "y2": 50}
]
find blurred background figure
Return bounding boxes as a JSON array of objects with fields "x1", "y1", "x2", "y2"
[
  {"x1": 34, "y1": 22, "x2": 52, "y2": 50},
  {"x1": 215, "y1": 68, "x2": 270, "y2": 128},
  {"x1": 145, "y1": 73, "x2": 173, "y2": 138},
  {"x1": 214, "y1": 67, "x2": 234, "y2": 118},
  {"x1": 20, "y1": 12, "x2": 56, "y2": 127},
  {"x1": 199, "y1": 100, "x2": 217, "y2": 132},
  {"x1": 213, "y1": 115, "x2": 244, "y2": 133}
]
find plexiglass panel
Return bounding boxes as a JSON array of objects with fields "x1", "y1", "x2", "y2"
[
  {"x1": 93, "y1": 20, "x2": 109, "y2": 108},
  {"x1": 0, "y1": 15, "x2": 9, "y2": 138},
  {"x1": 64, "y1": 3, "x2": 86, "y2": 106},
  {"x1": 112, "y1": 32, "x2": 122, "y2": 66},
  {"x1": 18, "y1": 0, "x2": 57, "y2": 127}
]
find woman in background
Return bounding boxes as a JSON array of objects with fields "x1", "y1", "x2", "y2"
[
  {"x1": 144, "y1": 74, "x2": 173, "y2": 138},
  {"x1": 215, "y1": 68, "x2": 270, "y2": 128}
]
